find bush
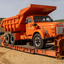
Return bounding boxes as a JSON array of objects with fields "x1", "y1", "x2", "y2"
[{"x1": 0, "y1": 18, "x2": 5, "y2": 21}]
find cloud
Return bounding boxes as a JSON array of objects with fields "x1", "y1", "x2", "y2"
[{"x1": 0, "y1": 0, "x2": 64, "y2": 20}]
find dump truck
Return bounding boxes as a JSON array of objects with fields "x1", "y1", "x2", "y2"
[{"x1": 1, "y1": 4, "x2": 64, "y2": 49}]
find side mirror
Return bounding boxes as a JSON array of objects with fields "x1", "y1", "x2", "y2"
[{"x1": 25, "y1": 20, "x2": 28, "y2": 24}]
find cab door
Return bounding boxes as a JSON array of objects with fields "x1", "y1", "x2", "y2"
[{"x1": 25, "y1": 17, "x2": 34, "y2": 36}]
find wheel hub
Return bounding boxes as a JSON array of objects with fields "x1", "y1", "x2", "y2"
[{"x1": 35, "y1": 37, "x2": 41, "y2": 46}]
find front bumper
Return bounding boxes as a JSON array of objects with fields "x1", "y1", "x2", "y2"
[{"x1": 44, "y1": 37, "x2": 55, "y2": 40}]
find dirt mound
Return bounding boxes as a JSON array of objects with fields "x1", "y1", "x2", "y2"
[
  {"x1": 0, "y1": 57, "x2": 13, "y2": 64},
  {"x1": 0, "y1": 52, "x2": 5, "y2": 56},
  {"x1": 0, "y1": 51, "x2": 14, "y2": 64}
]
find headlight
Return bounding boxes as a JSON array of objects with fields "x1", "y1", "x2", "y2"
[{"x1": 45, "y1": 30, "x2": 48, "y2": 34}]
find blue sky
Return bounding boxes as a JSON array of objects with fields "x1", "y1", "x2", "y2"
[{"x1": 0, "y1": 0, "x2": 64, "y2": 20}]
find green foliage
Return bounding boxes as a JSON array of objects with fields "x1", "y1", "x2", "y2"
[
  {"x1": 0, "y1": 18, "x2": 5, "y2": 24},
  {"x1": 54, "y1": 19, "x2": 64, "y2": 22},
  {"x1": 0, "y1": 18, "x2": 5, "y2": 21}
]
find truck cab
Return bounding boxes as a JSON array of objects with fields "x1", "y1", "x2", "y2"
[
  {"x1": 25, "y1": 15, "x2": 53, "y2": 36},
  {"x1": 25, "y1": 15, "x2": 64, "y2": 48}
]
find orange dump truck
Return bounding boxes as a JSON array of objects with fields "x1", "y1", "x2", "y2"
[{"x1": 1, "y1": 4, "x2": 64, "y2": 49}]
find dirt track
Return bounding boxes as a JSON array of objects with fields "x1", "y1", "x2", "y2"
[{"x1": 0, "y1": 47, "x2": 64, "y2": 64}]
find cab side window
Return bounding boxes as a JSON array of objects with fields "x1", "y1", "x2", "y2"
[{"x1": 28, "y1": 17, "x2": 33, "y2": 23}]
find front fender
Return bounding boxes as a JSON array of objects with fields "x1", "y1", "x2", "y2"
[{"x1": 33, "y1": 29, "x2": 45, "y2": 39}]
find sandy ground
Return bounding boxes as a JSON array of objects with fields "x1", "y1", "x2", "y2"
[{"x1": 0, "y1": 47, "x2": 64, "y2": 64}]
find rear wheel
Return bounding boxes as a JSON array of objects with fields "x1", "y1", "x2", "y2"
[
  {"x1": 33, "y1": 33, "x2": 45, "y2": 49},
  {"x1": 5, "y1": 33, "x2": 10, "y2": 44},
  {"x1": 10, "y1": 34, "x2": 15, "y2": 45}
]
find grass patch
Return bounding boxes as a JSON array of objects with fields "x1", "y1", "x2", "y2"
[
  {"x1": 0, "y1": 18, "x2": 5, "y2": 24},
  {"x1": 0, "y1": 18, "x2": 5, "y2": 21},
  {"x1": 54, "y1": 19, "x2": 64, "y2": 22}
]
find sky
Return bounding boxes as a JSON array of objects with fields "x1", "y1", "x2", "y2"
[{"x1": 0, "y1": 0, "x2": 64, "y2": 20}]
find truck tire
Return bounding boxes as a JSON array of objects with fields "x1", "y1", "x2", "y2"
[
  {"x1": 10, "y1": 34, "x2": 15, "y2": 45},
  {"x1": 33, "y1": 33, "x2": 45, "y2": 49},
  {"x1": 5, "y1": 33, "x2": 10, "y2": 44}
]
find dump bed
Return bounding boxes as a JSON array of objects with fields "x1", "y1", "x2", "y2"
[{"x1": 1, "y1": 4, "x2": 56, "y2": 32}]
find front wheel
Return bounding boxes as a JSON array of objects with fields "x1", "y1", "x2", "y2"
[{"x1": 33, "y1": 34, "x2": 45, "y2": 49}]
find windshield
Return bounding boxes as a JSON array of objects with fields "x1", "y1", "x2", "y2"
[{"x1": 34, "y1": 16, "x2": 52, "y2": 22}]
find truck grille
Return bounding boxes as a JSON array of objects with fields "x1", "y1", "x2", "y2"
[{"x1": 56, "y1": 27, "x2": 64, "y2": 35}]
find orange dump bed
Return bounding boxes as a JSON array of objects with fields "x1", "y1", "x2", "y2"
[{"x1": 1, "y1": 4, "x2": 56, "y2": 32}]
